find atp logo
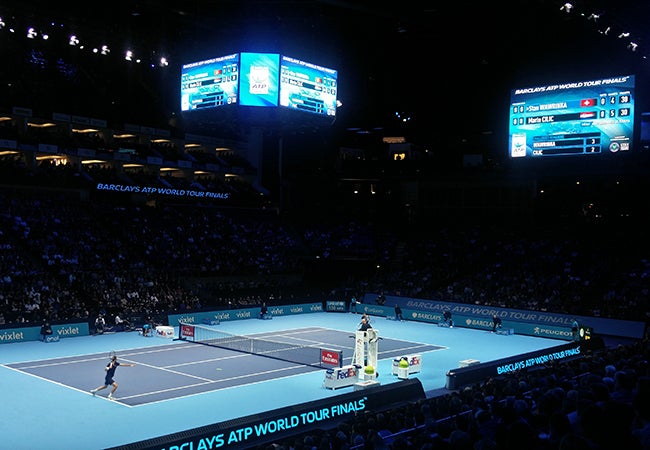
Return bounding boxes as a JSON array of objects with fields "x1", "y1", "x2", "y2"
[{"x1": 249, "y1": 66, "x2": 269, "y2": 94}]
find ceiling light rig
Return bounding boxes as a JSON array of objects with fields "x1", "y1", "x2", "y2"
[
  {"x1": 558, "y1": 3, "x2": 650, "y2": 64},
  {"x1": 560, "y1": 3, "x2": 573, "y2": 14},
  {"x1": 0, "y1": 9, "x2": 172, "y2": 70}
]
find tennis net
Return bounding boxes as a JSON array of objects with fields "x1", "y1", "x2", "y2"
[{"x1": 178, "y1": 323, "x2": 343, "y2": 369}]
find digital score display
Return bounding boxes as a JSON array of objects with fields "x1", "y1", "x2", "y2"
[
  {"x1": 180, "y1": 53, "x2": 239, "y2": 112},
  {"x1": 509, "y1": 75, "x2": 635, "y2": 159},
  {"x1": 180, "y1": 52, "x2": 338, "y2": 120},
  {"x1": 279, "y1": 55, "x2": 337, "y2": 117}
]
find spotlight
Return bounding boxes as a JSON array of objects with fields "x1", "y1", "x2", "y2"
[
  {"x1": 560, "y1": 3, "x2": 573, "y2": 13},
  {"x1": 100, "y1": 45, "x2": 110, "y2": 55},
  {"x1": 125, "y1": 50, "x2": 133, "y2": 61},
  {"x1": 587, "y1": 13, "x2": 600, "y2": 22},
  {"x1": 618, "y1": 32, "x2": 630, "y2": 39},
  {"x1": 69, "y1": 35, "x2": 79, "y2": 46},
  {"x1": 628, "y1": 42, "x2": 638, "y2": 52},
  {"x1": 27, "y1": 27, "x2": 37, "y2": 39}
]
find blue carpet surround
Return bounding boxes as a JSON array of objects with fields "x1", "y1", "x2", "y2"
[{"x1": 0, "y1": 312, "x2": 564, "y2": 450}]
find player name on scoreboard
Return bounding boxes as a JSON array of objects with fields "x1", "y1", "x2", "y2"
[
  {"x1": 531, "y1": 132, "x2": 602, "y2": 156},
  {"x1": 525, "y1": 108, "x2": 631, "y2": 125}
]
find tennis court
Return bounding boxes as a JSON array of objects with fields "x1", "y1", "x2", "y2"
[
  {"x1": 0, "y1": 312, "x2": 562, "y2": 449},
  {"x1": 4, "y1": 326, "x2": 443, "y2": 406}
]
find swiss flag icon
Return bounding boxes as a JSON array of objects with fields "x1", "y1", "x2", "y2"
[{"x1": 580, "y1": 98, "x2": 597, "y2": 107}]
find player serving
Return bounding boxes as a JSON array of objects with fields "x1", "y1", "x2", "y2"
[{"x1": 90, "y1": 352, "x2": 135, "y2": 400}]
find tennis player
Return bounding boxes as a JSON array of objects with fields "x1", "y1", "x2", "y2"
[{"x1": 90, "y1": 355, "x2": 135, "y2": 400}]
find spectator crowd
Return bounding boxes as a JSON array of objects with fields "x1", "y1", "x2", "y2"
[
  {"x1": 1, "y1": 182, "x2": 650, "y2": 449},
  {"x1": 2, "y1": 183, "x2": 650, "y2": 328}
]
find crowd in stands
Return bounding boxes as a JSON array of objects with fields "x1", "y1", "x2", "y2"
[
  {"x1": 0, "y1": 186, "x2": 303, "y2": 326},
  {"x1": 256, "y1": 337, "x2": 650, "y2": 449},
  {"x1": 0, "y1": 184, "x2": 649, "y2": 450},
  {"x1": 1, "y1": 169, "x2": 650, "y2": 449},
  {"x1": 353, "y1": 223, "x2": 650, "y2": 322},
  {"x1": 2, "y1": 176, "x2": 650, "y2": 328}
]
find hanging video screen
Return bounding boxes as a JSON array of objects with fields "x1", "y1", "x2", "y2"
[
  {"x1": 279, "y1": 55, "x2": 337, "y2": 117},
  {"x1": 180, "y1": 53, "x2": 239, "y2": 112},
  {"x1": 508, "y1": 74, "x2": 635, "y2": 159}
]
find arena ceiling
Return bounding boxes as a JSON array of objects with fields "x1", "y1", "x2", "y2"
[{"x1": 2, "y1": 1, "x2": 650, "y2": 141}]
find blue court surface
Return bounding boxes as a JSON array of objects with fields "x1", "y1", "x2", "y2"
[
  {"x1": 0, "y1": 312, "x2": 561, "y2": 449},
  {"x1": 5, "y1": 326, "x2": 442, "y2": 406}
]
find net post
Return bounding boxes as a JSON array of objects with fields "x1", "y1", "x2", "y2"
[{"x1": 176, "y1": 321, "x2": 194, "y2": 342}]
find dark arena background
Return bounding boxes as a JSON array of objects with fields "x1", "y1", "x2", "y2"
[{"x1": 1, "y1": 2, "x2": 650, "y2": 449}]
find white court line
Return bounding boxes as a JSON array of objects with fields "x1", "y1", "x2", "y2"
[
  {"x1": 163, "y1": 352, "x2": 250, "y2": 369},
  {"x1": 7, "y1": 343, "x2": 197, "y2": 369},
  {"x1": 378, "y1": 345, "x2": 449, "y2": 356},
  {"x1": 5, "y1": 327, "x2": 446, "y2": 408},
  {"x1": 118, "y1": 362, "x2": 312, "y2": 401}
]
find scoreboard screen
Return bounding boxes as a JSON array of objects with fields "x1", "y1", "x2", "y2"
[
  {"x1": 279, "y1": 55, "x2": 337, "y2": 117},
  {"x1": 179, "y1": 52, "x2": 338, "y2": 120},
  {"x1": 508, "y1": 74, "x2": 635, "y2": 159},
  {"x1": 180, "y1": 53, "x2": 239, "y2": 112}
]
